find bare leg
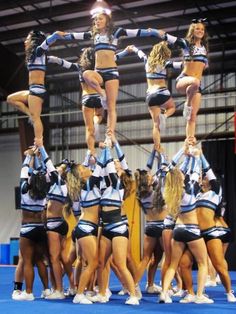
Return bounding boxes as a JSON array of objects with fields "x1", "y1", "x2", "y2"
[
  {"x1": 161, "y1": 229, "x2": 173, "y2": 285},
  {"x1": 14, "y1": 250, "x2": 24, "y2": 288},
  {"x1": 112, "y1": 236, "x2": 136, "y2": 296},
  {"x1": 162, "y1": 239, "x2": 185, "y2": 293},
  {"x1": 186, "y1": 92, "x2": 201, "y2": 137},
  {"x1": 97, "y1": 235, "x2": 112, "y2": 296},
  {"x1": 134, "y1": 235, "x2": 157, "y2": 284},
  {"x1": 176, "y1": 77, "x2": 200, "y2": 107},
  {"x1": 61, "y1": 236, "x2": 76, "y2": 290},
  {"x1": 104, "y1": 79, "x2": 119, "y2": 134},
  {"x1": 148, "y1": 106, "x2": 161, "y2": 151},
  {"x1": 82, "y1": 106, "x2": 96, "y2": 156},
  {"x1": 83, "y1": 70, "x2": 104, "y2": 96},
  {"x1": 147, "y1": 239, "x2": 163, "y2": 287},
  {"x1": 187, "y1": 238, "x2": 208, "y2": 296},
  {"x1": 179, "y1": 248, "x2": 194, "y2": 294},
  {"x1": 207, "y1": 239, "x2": 232, "y2": 293},
  {"x1": 7, "y1": 91, "x2": 31, "y2": 116},
  {"x1": 28, "y1": 94, "x2": 44, "y2": 141},
  {"x1": 20, "y1": 237, "x2": 35, "y2": 294},
  {"x1": 47, "y1": 231, "x2": 64, "y2": 292},
  {"x1": 163, "y1": 97, "x2": 176, "y2": 117},
  {"x1": 76, "y1": 236, "x2": 98, "y2": 294}
]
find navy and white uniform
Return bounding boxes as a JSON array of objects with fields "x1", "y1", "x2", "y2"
[
  {"x1": 39, "y1": 146, "x2": 68, "y2": 236},
  {"x1": 65, "y1": 28, "x2": 159, "y2": 82},
  {"x1": 48, "y1": 56, "x2": 102, "y2": 109},
  {"x1": 100, "y1": 146, "x2": 129, "y2": 240},
  {"x1": 172, "y1": 153, "x2": 202, "y2": 243},
  {"x1": 28, "y1": 32, "x2": 67, "y2": 99},
  {"x1": 132, "y1": 46, "x2": 182, "y2": 107},
  {"x1": 164, "y1": 33, "x2": 208, "y2": 67},
  {"x1": 164, "y1": 33, "x2": 208, "y2": 92},
  {"x1": 19, "y1": 155, "x2": 47, "y2": 242},
  {"x1": 196, "y1": 154, "x2": 223, "y2": 241},
  {"x1": 74, "y1": 150, "x2": 104, "y2": 240},
  {"x1": 196, "y1": 154, "x2": 222, "y2": 212}
]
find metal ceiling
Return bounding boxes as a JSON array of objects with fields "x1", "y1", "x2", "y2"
[{"x1": 0, "y1": 0, "x2": 236, "y2": 96}]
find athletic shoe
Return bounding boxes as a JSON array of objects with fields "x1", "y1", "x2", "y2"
[
  {"x1": 179, "y1": 293, "x2": 196, "y2": 303},
  {"x1": 93, "y1": 285, "x2": 99, "y2": 293},
  {"x1": 216, "y1": 274, "x2": 221, "y2": 284},
  {"x1": 12, "y1": 290, "x2": 22, "y2": 300},
  {"x1": 13, "y1": 290, "x2": 35, "y2": 301},
  {"x1": 106, "y1": 288, "x2": 112, "y2": 299},
  {"x1": 85, "y1": 290, "x2": 96, "y2": 299},
  {"x1": 89, "y1": 293, "x2": 108, "y2": 303},
  {"x1": 159, "y1": 113, "x2": 167, "y2": 131},
  {"x1": 173, "y1": 289, "x2": 185, "y2": 297},
  {"x1": 183, "y1": 103, "x2": 192, "y2": 120},
  {"x1": 145, "y1": 283, "x2": 162, "y2": 294},
  {"x1": 125, "y1": 296, "x2": 139, "y2": 305},
  {"x1": 118, "y1": 287, "x2": 129, "y2": 295},
  {"x1": 45, "y1": 290, "x2": 65, "y2": 300},
  {"x1": 226, "y1": 291, "x2": 236, "y2": 302},
  {"x1": 73, "y1": 293, "x2": 93, "y2": 304},
  {"x1": 41, "y1": 288, "x2": 52, "y2": 298},
  {"x1": 135, "y1": 284, "x2": 142, "y2": 300},
  {"x1": 195, "y1": 294, "x2": 214, "y2": 304},
  {"x1": 64, "y1": 287, "x2": 77, "y2": 297},
  {"x1": 205, "y1": 279, "x2": 217, "y2": 287},
  {"x1": 159, "y1": 292, "x2": 172, "y2": 303}
]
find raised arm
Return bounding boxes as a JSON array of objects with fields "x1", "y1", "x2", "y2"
[
  {"x1": 201, "y1": 152, "x2": 221, "y2": 194},
  {"x1": 20, "y1": 154, "x2": 32, "y2": 194},
  {"x1": 88, "y1": 147, "x2": 106, "y2": 189},
  {"x1": 146, "y1": 148, "x2": 156, "y2": 171},
  {"x1": 103, "y1": 146, "x2": 118, "y2": 188}
]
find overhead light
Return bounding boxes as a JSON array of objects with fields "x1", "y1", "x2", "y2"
[{"x1": 90, "y1": 0, "x2": 111, "y2": 18}]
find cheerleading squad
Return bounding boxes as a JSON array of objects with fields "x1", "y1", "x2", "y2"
[{"x1": 7, "y1": 9, "x2": 235, "y2": 306}]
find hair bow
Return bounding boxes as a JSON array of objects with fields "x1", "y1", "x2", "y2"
[{"x1": 191, "y1": 18, "x2": 207, "y2": 24}]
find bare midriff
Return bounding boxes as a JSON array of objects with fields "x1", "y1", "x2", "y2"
[
  {"x1": 147, "y1": 78, "x2": 166, "y2": 91},
  {"x1": 196, "y1": 207, "x2": 215, "y2": 230},
  {"x1": 22, "y1": 210, "x2": 43, "y2": 223},
  {"x1": 28, "y1": 70, "x2": 45, "y2": 85},
  {"x1": 79, "y1": 205, "x2": 100, "y2": 225},
  {"x1": 182, "y1": 61, "x2": 205, "y2": 80},
  {"x1": 47, "y1": 200, "x2": 63, "y2": 218},
  {"x1": 95, "y1": 50, "x2": 117, "y2": 68},
  {"x1": 81, "y1": 83, "x2": 98, "y2": 95}
]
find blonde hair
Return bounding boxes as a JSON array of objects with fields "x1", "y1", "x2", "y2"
[
  {"x1": 148, "y1": 42, "x2": 171, "y2": 73},
  {"x1": 163, "y1": 168, "x2": 183, "y2": 218},
  {"x1": 66, "y1": 164, "x2": 84, "y2": 202},
  {"x1": 186, "y1": 22, "x2": 208, "y2": 53}
]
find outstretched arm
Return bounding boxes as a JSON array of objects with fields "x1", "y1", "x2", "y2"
[
  {"x1": 47, "y1": 56, "x2": 80, "y2": 72},
  {"x1": 114, "y1": 27, "x2": 162, "y2": 39},
  {"x1": 36, "y1": 31, "x2": 68, "y2": 56}
]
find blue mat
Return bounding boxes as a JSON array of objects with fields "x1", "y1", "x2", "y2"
[{"x1": 0, "y1": 266, "x2": 235, "y2": 314}]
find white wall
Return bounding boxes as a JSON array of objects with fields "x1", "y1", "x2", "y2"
[{"x1": 0, "y1": 134, "x2": 22, "y2": 243}]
